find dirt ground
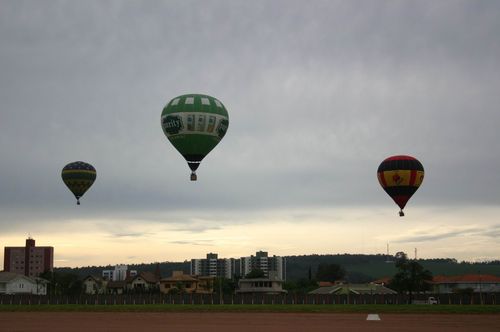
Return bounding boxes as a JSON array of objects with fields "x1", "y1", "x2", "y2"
[{"x1": 0, "y1": 312, "x2": 499, "y2": 332}]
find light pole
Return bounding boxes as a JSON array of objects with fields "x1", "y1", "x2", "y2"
[{"x1": 478, "y1": 270, "x2": 483, "y2": 305}]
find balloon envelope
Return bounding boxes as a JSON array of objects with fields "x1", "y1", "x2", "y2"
[
  {"x1": 377, "y1": 155, "x2": 424, "y2": 216},
  {"x1": 161, "y1": 94, "x2": 229, "y2": 180},
  {"x1": 61, "y1": 161, "x2": 96, "y2": 205}
]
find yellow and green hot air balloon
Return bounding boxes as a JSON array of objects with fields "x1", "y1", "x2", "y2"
[
  {"x1": 61, "y1": 161, "x2": 96, "y2": 205},
  {"x1": 161, "y1": 94, "x2": 229, "y2": 181}
]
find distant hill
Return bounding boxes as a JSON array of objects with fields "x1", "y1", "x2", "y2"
[
  {"x1": 55, "y1": 261, "x2": 190, "y2": 280},
  {"x1": 285, "y1": 254, "x2": 500, "y2": 282},
  {"x1": 54, "y1": 254, "x2": 500, "y2": 282}
]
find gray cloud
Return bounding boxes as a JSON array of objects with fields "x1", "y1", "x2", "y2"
[
  {"x1": 1, "y1": 1, "x2": 500, "y2": 229},
  {"x1": 394, "y1": 224, "x2": 500, "y2": 243},
  {"x1": 169, "y1": 240, "x2": 214, "y2": 246},
  {"x1": 107, "y1": 232, "x2": 152, "y2": 239}
]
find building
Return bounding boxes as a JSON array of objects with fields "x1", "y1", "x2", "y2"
[
  {"x1": 102, "y1": 264, "x2": 136, "y2": 281},
  {"x1": 3, "y1": 237, "x2": 54, "y2": 278},
  {"x1": 0, "y1": 271, "x2": 48, "y2": 295},
  {"x1": 191, "y1": 253, "x2": 236, "y2": 279},
  {"x1": 309, "y1": 283, "x2": 397, "y2": 295},
  {"x1": 240, "y1": 251, "x2": 286, "y2": 280},
  {"x1": 106, "y1": 280, "x2": 127, "y2": 294},
  {"x1": 160, "y1": 271, "x2": 215, "y2": 294},
  {"x1": 430, "y1": 274, "x2": 500, "y2": 293},
  {"x1": 90, "y1": 267, "x2": 160, "y2": 294},
  {"x1": 82, "y1": 275, "x2": 107, "y2": 295},
  {"x1": 126, "y1": 271, "x2": 160, "y2": 293},
  {"x1": 236, "y1": 272, "x2": 287, "y2": 295}
]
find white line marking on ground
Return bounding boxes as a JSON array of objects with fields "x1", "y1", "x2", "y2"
[{"x1": 366, "y1": 314, "x2": 381, "y2": 321}]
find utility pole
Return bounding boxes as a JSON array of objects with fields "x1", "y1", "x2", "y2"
[{"x1": 219, "y1": 275, "x2": 223, "y2": 304}]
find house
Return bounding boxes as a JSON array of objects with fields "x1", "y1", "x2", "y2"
[
  {"x1": 430, "y1": 274, "x2": 500, "y2": 293},
  {"x1": 236, "y1": 272, "x2": 287, "y2": 295},
  {"x1": 126, "y1": 271, "x2": 160, "y2": 293},
  {"x1": 106, "y1": 280, "x2": 127, "y2": 294},
  {"x1": 371, "y1": 277, "x2": 391, "y2": 286},
  {"x1": 82, "y1": 275, "x2": 107, "y2": 295},
  {"x1": 196, "y1": 276, "x2": 215, "y2": 294},
  {"x1": 0, "y1": 271, "x2": 48, "y2": 295},
  {"x1": 309, "y1": 283, "x2": 397, "y2": 295},
  {"x1": 160, "y1": 271, "x2": 215, "y2": 294},
  {"x1": 160, "y1": 271, "x2": 199, "y2": 294}
]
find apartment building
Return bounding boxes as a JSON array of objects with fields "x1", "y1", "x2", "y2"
[
  {"x1": 191, "y1": 251, "x2": 286, "y2": 280},
  {"x1": 190, "y1": 253, "x2": 235, "y2": 279},
  {"x1": 240, "y1": 251, "x2": 286, "y2": 280},
  {"x1": 3, "y1": 238, "x2": 53, "y2": 278}
]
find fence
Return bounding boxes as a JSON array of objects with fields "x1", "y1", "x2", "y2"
[{"x1": 0, "y1": 293, "x2": 498, "y2": 305}]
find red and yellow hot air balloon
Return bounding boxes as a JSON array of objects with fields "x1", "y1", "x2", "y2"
[{"x1": 377, "y1": 155, "x2": 424, "y2": 216}]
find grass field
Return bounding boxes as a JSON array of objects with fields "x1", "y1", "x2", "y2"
[{"x1": 1, "y1": 304, "x2": 499, "y2": 314}]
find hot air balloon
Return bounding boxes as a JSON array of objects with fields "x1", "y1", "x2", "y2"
[
  {"x1": 377, "y1": 155, "x2": 424, "y2": 216},
  {"x1": 61, "y1": 161, "x2": 96, "y2": 205},
  {"x1": 161, "y1": 94, "x2": 229, "y2": 180}
]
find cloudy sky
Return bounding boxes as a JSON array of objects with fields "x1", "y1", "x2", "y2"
[{"x1": 1, "y1": 0, "x2": 499, "y2": 267}]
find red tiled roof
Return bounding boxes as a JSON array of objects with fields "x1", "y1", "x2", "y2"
[
  {"x1": 138, "y1": 271, "x2": 160, "y2": 283},
  {"x1": 162, "y1": 274, "x2": 198, "y2": 282},
  {"x1": 431, "y1": 274, "x2": 500, "y2": 283},
  {"x1": 107, "y1": 280, "x2": 126, "y2": 288},
  {"x1": 125, "y1": 271, "x2": 159, "y2": 284},
  {"x1": 371, "y1": 277, "x2": 391, "y2": 285}
]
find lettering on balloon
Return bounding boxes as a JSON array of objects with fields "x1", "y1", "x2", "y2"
[
  {"x1": 217, "y1": 119, "x2": 229, "y2": 139},
  {"x1": 162, "y1": 115, "x2": 183, "y2": 135}
]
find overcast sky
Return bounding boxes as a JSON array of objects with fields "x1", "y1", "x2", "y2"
[{"x1": 1, "y1": 0, "x2": 499, "y2": 267}]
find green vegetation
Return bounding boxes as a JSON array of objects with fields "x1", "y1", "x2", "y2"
[
  {"x1": 389, "y1": 252, "x2": 433, "y2": 301},
  {"x1": 38, "y1": 271, "x2": 83, "y2": 296},
  {"x1": 285, "y1": 255, "x2": 500, "y2": 281},
  {"x1": 244, "y1": 269, "x2": 266, "y2": 279},
  {"x1": 0, "y1": 304, "x2": 499, "y2": 314},
  {"x1": 283, "y1": 278, "x2": 318, "y2": 294},
  {"x1": 316, "y1": 263, "x2": 346, "y2": 282}
]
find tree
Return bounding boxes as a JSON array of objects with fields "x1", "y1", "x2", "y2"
[
  {"x1": 245, "y1": 269, "x2": 266, "y2": 279},
  {"x1": 389, "y1": 253, "x2": 433, "y2": 303},
  {"x1": 213, "y1": 277, "x2": 238, "y2": 295},
  {"x1": 39, "y1": 271, "x2": 83, "y2": 296},
  {"x1": 315, "y1": 263, "x2": 346, "y2": 282},
  {"x1": 283, "y1": 278, "x2": 318, "y2": 295},
  {"x1": 395, "y1": 251, "x2": 408, "y2": 264}
]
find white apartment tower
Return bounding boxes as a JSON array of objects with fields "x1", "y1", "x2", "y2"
[
  {"x1": 240, "y1": 251, "x2": 286, "y2": 280},
  {"x1": 190, "y1": 253, "x2": 235, "y2": 279}
]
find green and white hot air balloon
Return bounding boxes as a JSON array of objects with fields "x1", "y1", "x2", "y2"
[{"x1": 161, "y1": 94, "x2": 229, "y2": 180}]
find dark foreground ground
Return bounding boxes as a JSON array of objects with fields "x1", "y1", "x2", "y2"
[{"x1": 1, "y1": 312, "x2": 499, "y2": 332}]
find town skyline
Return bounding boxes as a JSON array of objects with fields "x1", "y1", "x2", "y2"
[{"x1": 2, "y1": 230, "x2": 498, "y2": 270}]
